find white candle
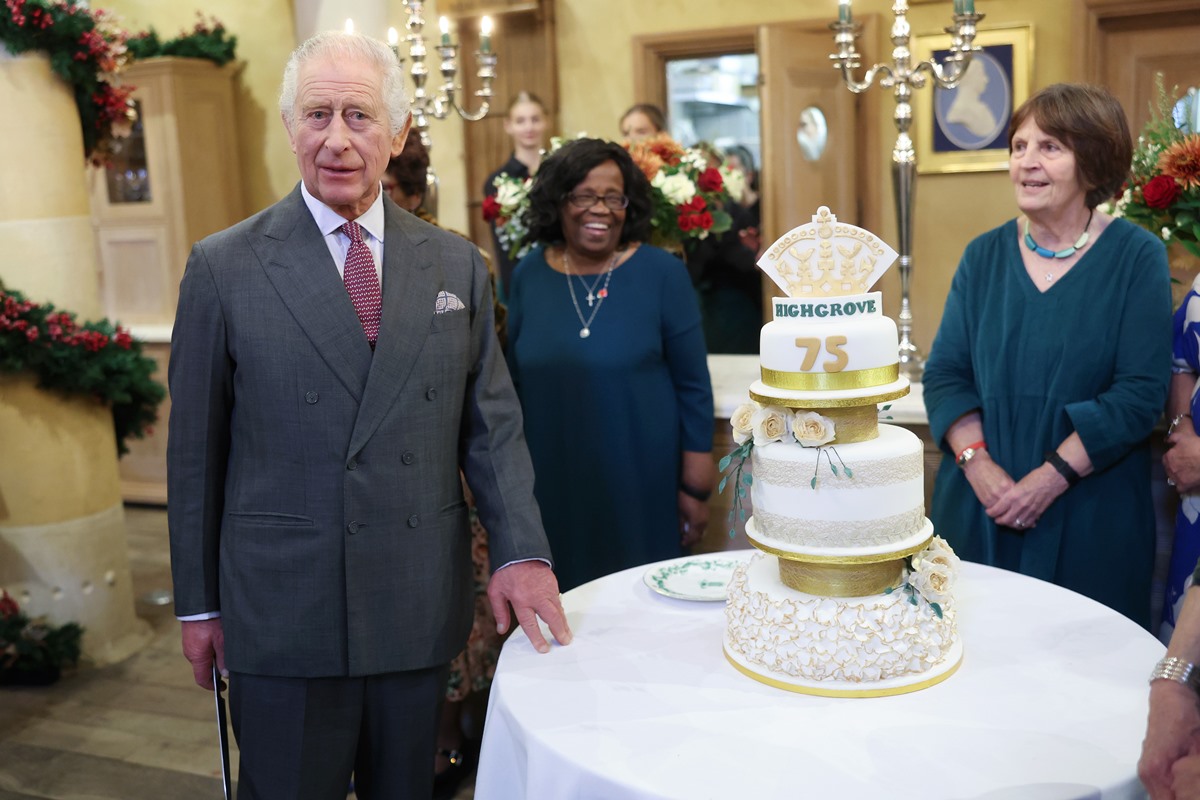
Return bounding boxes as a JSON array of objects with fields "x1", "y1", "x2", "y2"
[
  {"x1": 838, "y1": 0, "x2": 851, "y2": 23},
  {"x1": 480, "y1": 16, "x2": 493, "y2": 53},
  {"x1": 439, "y1": 16, "x2": 451, "y2": 46}
]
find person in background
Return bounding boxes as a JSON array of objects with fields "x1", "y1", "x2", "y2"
[
  {"x1": 386, "y1": 129, "x2": 506, "y2": 799},
  {"x1": 687, "y1": 142, "x2": 761, "y2": 354},
  {"x1": 723, "y1": 143, "x2": 761, "y2": 257},
  {"x1": 167, "y1": 31, "x2": 570, "y2": 799},
  {"x1": 482, "y1": 91, "x2": 548, "y2": 300},
  {"x1": 1161, "y1": 275, "x2": 1200, "y2": 640},
  {"x1": 923, "y1": 83, "x2": 1171, "y2": 629},
  {"x1": 1141, "y1": 571, "x2": 1200, "y2": 799},
  {"x1": 619, "y1": 103, "x2": 667, "y2": 143},
  {"x1": 506, "y1": 138, "x2": 714, "y2": 591}
]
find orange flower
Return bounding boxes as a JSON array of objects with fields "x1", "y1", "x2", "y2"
[{"x1": 1159, "y1": 135, "x2": 1200, "y2": 191}]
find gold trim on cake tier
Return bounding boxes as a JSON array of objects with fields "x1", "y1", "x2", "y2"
[
  {"x1": 749, "y1": 377, "x2": 910, "y2": 409},
  {"x1": 723, "y1": 641, "x2": 963, "y2": 698},
  {"x1": 745, "y1": 516, "x2": 934, "y2": 565},
  {"x1": 813, "y1": 405, "x2": 877, "y2": 443},
  {"x1": 761, "y1": 364, "x2": 899, "y2": 392},
  {"x1": 777, "y1": 558, "x2": 905, "y2": 596}
]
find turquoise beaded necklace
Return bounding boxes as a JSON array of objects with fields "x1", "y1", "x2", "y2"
[{"x1": 1023, "y1": 208, "x2": 1094, "y2": 260}]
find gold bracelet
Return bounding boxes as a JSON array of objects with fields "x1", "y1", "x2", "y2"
[{"x1": 1150, "y1": 656, "x2": 1200, "y2": 693}]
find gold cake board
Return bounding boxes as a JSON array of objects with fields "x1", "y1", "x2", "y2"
[
  {"x1": 723, "y1": 638, "x2": 963, "y2": 698},
  {"x1": 748, "y1": 376, "x2": 910, "y2": 409}
]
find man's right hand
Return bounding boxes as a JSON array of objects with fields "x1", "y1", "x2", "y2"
[{"x1": 181, "y1": 618, "x2": 226, "y2": 690}]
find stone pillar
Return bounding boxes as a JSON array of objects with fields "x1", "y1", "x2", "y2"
[{"x1": 0, "y1": 49, "x2": 151, "y2": 666}]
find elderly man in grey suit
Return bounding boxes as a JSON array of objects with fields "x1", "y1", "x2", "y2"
[{"x1": 167, "y1": 30, "x2": 571, "y2": 799}]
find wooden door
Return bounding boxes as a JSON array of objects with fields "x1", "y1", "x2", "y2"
[{"x1": 757, "y1": 21, "x2": 866, "y2": 315}]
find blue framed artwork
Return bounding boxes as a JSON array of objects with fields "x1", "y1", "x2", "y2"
[{"x1": 914, "y1": 25, "x2": 1033, "y2": 174}]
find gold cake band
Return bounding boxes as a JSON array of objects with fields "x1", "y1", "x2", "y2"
[
  {"x1": 811, "y1": 405, "x2": 877, "y2": 444},
  {"x1": 761, "y1": 364, "x2": 899, "y2": 392},
  {"x1": 778, "y1": 558, "x2": 905, "y2": 597}
]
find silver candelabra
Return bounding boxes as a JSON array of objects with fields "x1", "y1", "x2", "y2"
[
  {"x1": 389, "y1": 0, "x2": 498, "y2": 150},
  {"x1": 830, "y1": 0, "x2": 984, "y2": 382}
]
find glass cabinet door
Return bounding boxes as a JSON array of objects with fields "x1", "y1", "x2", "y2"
[{"x1": 103, "y1": 100, "x2": 152, "y2": 204}]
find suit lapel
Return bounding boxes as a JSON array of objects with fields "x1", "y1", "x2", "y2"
[
  {"x1": 349, "y1": 204, "x2": 438, "y2": 455},
  {"x1": 255, "y1": 188, "x2": 373, "y2": 402}
]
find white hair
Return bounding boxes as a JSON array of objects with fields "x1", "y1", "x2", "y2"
[{"x1": 279, "y1": 31, "x2": 411, "y2": 136}]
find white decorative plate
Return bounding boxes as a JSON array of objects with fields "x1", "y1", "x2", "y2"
[{"x1": 643, "y1": 557, "x2": 740, "y2": 602}]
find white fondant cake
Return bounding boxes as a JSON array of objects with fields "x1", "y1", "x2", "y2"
[
  {"x1": 750, "y1": 423, "x2": 924, "y2": 550},
  {"x1": 721, "y1": 206, "x2": 961, "y2": 696},
  {"x1": 725, "y1": 553, "x2": 960, "y2": 694}
]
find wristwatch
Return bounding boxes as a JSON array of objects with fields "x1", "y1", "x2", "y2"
[{"x1": 1150, "y1": 656, "x2": 1200, "y2": 694}]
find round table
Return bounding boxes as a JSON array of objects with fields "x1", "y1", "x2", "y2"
[{"x1": 475, "y1": 551, "x2": 1163, "y2": 799}]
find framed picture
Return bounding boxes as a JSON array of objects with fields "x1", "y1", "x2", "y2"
[{"x1": 913, "y1": 25, "x2": 1032, "y2": 174}]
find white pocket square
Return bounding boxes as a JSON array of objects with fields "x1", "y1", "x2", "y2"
[{"x1": 435, "y1": 291, "x2": 466, "y2": 313}]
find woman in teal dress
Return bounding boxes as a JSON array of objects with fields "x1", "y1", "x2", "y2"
[
  {"x1": 924, "y1": 84, "x2": 1172, "y2": 628},
  {"x1": 506, "y1": 138, "x2": 715, "y2": 591}
]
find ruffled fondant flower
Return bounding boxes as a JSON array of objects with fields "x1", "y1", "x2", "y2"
[
  {"x1": 751, "y1": 404, "x2": 791, "y2": 447},
  {"x1": 792, "y1": 411, "x2": 836, "y2": 447},
  {"x1": 730, "y1": 402, "x2": 757, "y2": 445}
]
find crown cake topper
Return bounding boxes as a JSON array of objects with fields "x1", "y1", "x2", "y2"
[{"x1": 757, "y1": 206, "x2": 899, "y2": 299}]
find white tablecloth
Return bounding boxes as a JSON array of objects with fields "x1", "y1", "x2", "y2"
[{"x1": 476, "y1": 552, "x2": 1163, "y2": 800}]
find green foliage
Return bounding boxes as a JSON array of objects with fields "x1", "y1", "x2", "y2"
[
  {"x1": 0, "y1": 591, "x2": 83, "y2": 684},
  {"x1": 0, "y1": 283, "x2": 165, "y2": 456},
  {"x1": 0, "y1": 0, "x2": 135, "y2": 162},
  {"x1": 127, "y1": 14, "x2": 237, "y2": 66},
  {"x1": 719, "y1": 440, "x2": 754, "y2": 538}
]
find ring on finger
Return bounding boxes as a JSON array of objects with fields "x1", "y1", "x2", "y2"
[{"x1": 1015, "y1": 518, "x2": 1024, "y2": 528}]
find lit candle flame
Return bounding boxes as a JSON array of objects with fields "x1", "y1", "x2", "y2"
[
  {"x1": 387, "y1": 27, "x2": 398, "y2": 46},
  {"x1": 480, "y1": 16, "x2": 493, "y2": 37},
  {"x1": 344, "y1": 18, "x2": 354, "y2": 34}
]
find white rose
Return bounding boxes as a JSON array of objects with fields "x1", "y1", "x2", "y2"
[
  {"x1": 652, "y1": 171, "x2": 697, "y2": 205},
  {"x1": 910, "y1": 560, "x2": 954, "y2": 606},
  {"x1": 792, "y1": 411, "x2": 836, "y2": 447},
  {"x1": 495, "y1": 179, "x2": 529, "y2": 210},
  {"x1": 751, "y1": 405, "x2": 791, "y2": 446},
  {"x1": 730, "y1": 402, "x2": 758, "y2": 445},
  {"x1": 913, "y1": 537, "x2": 961, "y2": 583}
]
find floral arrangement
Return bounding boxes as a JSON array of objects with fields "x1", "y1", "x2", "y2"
[
  {"x1": 0, "y1": 0, "x2": 135, "y2": 164},
  {"x1": 0, "y1": 283, "x2": 165, "y2": 455},
  {"x1": 0, "y1": 589, "x2": 82, "y2": 686},
  {"x1": 483, "y1": 133, "x2": 739, "y2": 260},
  {"x1": 884, "y1": 537, "x2": 961, "y2": 620},
  {"x1": 1107, "y1": 74, "x2": 1200, "y2": 258},
  {"x1": 719, "y1": 402, "x2": 847, "y2": 537},
  {"x1": 126, "y1": 13, "x2": 237, "y2": 66}
]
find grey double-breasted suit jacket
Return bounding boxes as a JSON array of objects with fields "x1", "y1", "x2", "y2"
[{"x1": 167, "y1": 186, "x2": 550, "y2": 677}]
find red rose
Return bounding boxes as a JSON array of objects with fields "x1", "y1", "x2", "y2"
[
  {"x1": 698, "y1": 167, "x2": 723, "y2": 193},
  {"x1": 697, "y1": 212, "x2": 714, "y2": 230},
  {"x1": 678, "y1": 213, "x2": 694, "y2": 232},
  {"x1": 481, "y1": 195, "x2": 502, "y2": 222},
  {"x1": 0, "y1": 590, "x2": 18, "y2": 619},
  {"x1": 1142, "y1": 174, "x2": 1181, "y2": 209}
]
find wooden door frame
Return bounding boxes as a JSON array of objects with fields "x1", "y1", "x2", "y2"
[
  {"x1": 1075, "y1": 0, "x2": 1200, "y2": 82},
  {"x1": 631, "y1": 26, "x2": 760, "y2": 109}
]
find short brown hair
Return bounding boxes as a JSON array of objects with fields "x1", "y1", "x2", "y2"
[
  {"x1": 385, "y1": 129, "x2": 430, "y2": 200},
  {"x1": 1008, "y1": 83, "x2": 1132, "y2": 209}
]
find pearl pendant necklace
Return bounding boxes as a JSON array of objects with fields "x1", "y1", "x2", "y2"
[
  {"x1": 1024, "y1": 209, "x2": 1094, "y2": 284},
  {"x1": 564, "y1": 250, "x2": 617, "y2": 338}
]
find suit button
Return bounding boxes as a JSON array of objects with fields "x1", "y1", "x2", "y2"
[
  {"x1": 401, "y1": 451, "x2": 415, "y2": 465},
  {"x1": 347, "y1": 521, "x2": 360, "y2": 534},
  {"x1": 426, "y1": 387, "x2": 438, "y2": 400},
  {"x1": 305, "y1": 391, "x2": 319, "y2": 404},
  {"x1": 347, "y1": 458, "x2": 357, "y2": 471},
  {"x1": 407, "y1": 515, "x2": 420, "y2": 528}
]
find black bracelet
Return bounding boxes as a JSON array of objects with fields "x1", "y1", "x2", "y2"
[
  {"x1": 1044, "y1": 451, "x2": 1081, "y2": 487},
  {"x1": 679, "y1": 483, "x2": 712, "y2": 502}
]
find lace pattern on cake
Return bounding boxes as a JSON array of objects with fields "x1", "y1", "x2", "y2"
[
  {"x1": 752, "y1": 507, "x2": 925, "y2": 547},
  {"x1": 725, "y1": 555, "x2": 957, "y2": 682},
  {"x1": 753, "y1": 450, "x2": 921, "y2": 488}
]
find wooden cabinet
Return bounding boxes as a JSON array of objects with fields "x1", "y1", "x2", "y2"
[{"x1": 88, "y1": 57, "x2": 245, "y2": 503}]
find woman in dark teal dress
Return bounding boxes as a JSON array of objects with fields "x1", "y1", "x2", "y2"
[
  {"x1": 506, "y1": 138, "x2": 715, "y2": 591},
  {"x1": 924, "y1": 84, "x2": 1172, "y2": 628}
]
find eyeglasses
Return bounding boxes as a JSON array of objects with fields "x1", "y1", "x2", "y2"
[{"x1": 566, "y1": 192, "x2": 629, "y2": 210}]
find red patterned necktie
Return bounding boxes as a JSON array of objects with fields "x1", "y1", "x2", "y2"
[{"x1": 340, "y1": 221, "x2": 382, "y2": 345}]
